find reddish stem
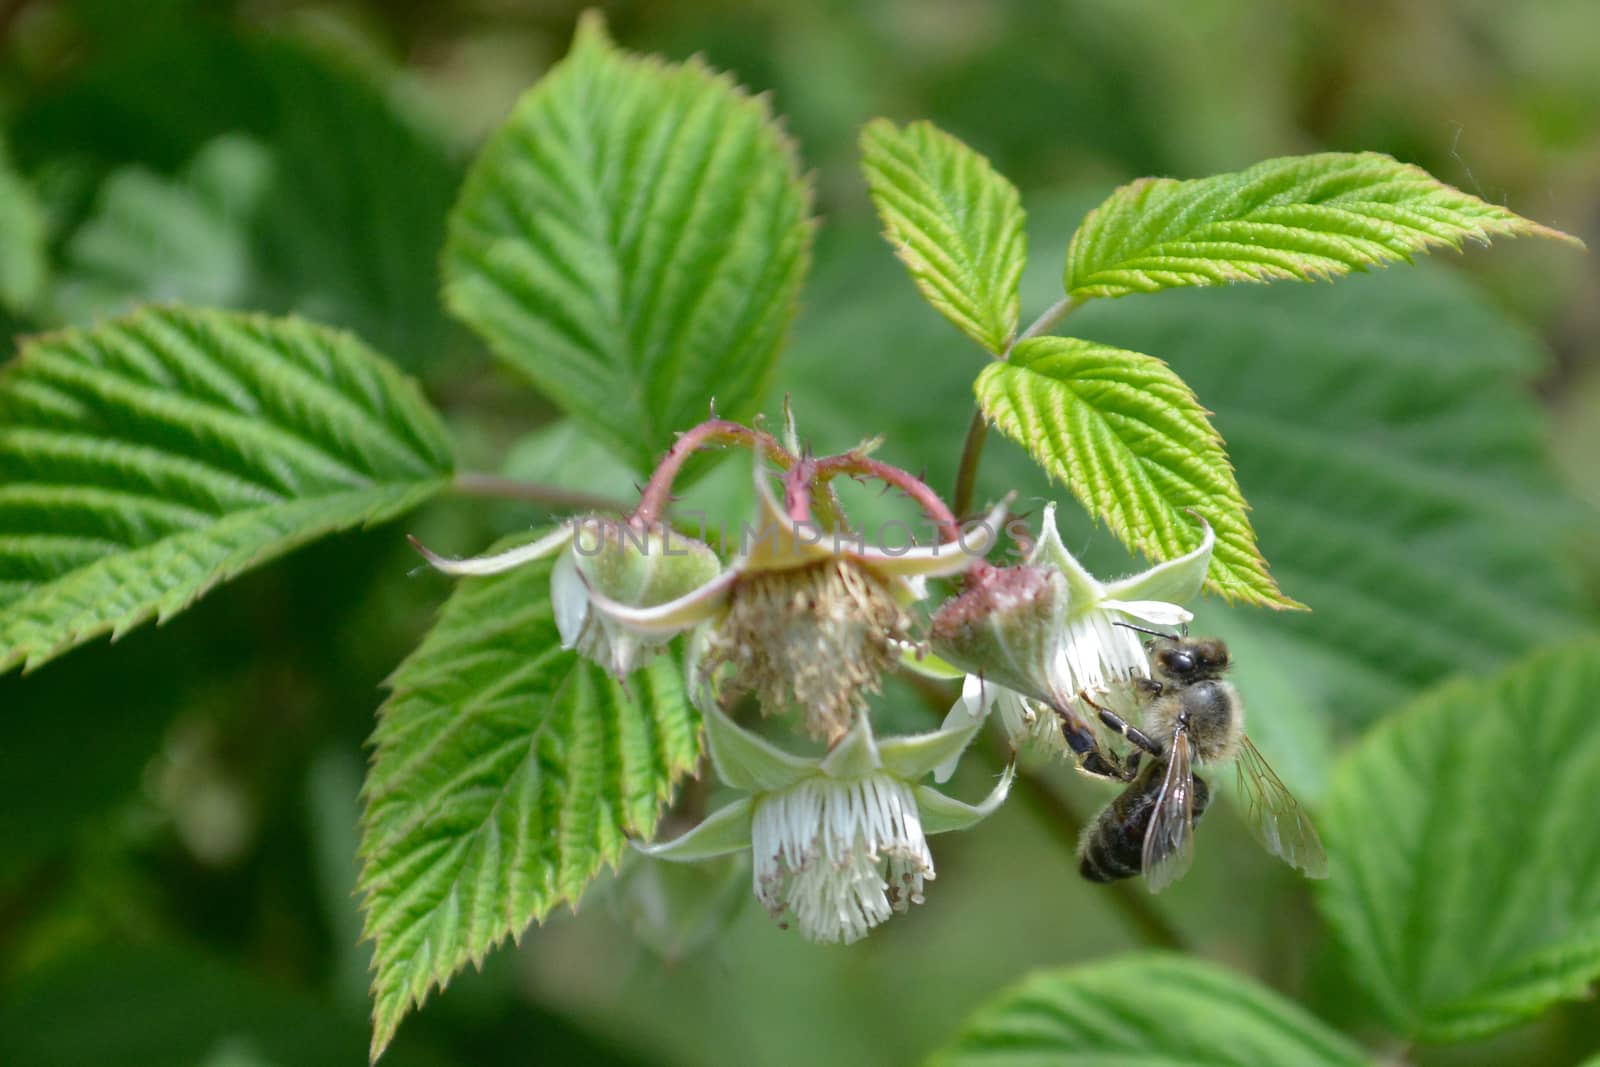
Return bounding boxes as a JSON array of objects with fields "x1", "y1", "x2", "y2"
[
  {"x1": 633, "y1": 419, "x2": 794, "y2": 526},
  {"x1": 814, "y1": 452, "x2": 962, "y2": 544},
  {"x1": 783, "y1": 457, "x2": 817, "y2": 524}
]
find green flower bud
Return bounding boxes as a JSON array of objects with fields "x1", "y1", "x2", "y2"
[{"x1": 929, "y1": 564, "x2": 1068, "y2": 705}]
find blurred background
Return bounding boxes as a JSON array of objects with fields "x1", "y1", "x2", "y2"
[{"x1": 0, "y1": 1, "x2": 1596, "y2": 1064}]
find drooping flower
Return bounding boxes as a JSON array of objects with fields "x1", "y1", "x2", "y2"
[
  {"x1": 410, "y1": 518, "x2": 722, "y2": 678},
  {"x1": 930, "y1": 503, "x2": 1213, "y2": 766},
  {"x1": 636, "y1": 676, "x2": 1012, "y2": 943},
  {"x1": 589, "y1": 462, "x2": 1010, "y2": 741}
]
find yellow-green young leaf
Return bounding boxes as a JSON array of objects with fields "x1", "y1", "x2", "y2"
[
  {"x1": 975, "y1": 336, "x2": 1296, "y2": 609},
  {"x1": 930, "y1": 954, "x2": 1366, "y2": 1067},
  {"x1": 359, "y1": 548, "x2": 699, "y2": 1061},
  {"x1": 1064, "y1": 151, "x2": 1581, "y2": 299},
  {"x1": 0, "y1": 308, "x2": 452, "y2": 673},
  {"x1": 443, "y1": 13, "x2": 813, "y2": 474},
  {"x1": 859, "y1": 119, "x2": 1025, "y2": 353},
  {"x1": 1319, "y1": 640, "x2": 1600, "y2": 1042}
]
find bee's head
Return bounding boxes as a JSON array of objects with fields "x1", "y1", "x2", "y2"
[{"x1": 1147, "y1": 636, "x2": 1231, "y2": 683}]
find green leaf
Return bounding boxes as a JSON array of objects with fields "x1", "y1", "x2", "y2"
[
  {"x1": 975, "y1": 335, "x2": 1296, "y2": 609},
  {"x1": 859, "y1": 119, "x2": 1025, "y2": 354},
  {"x1": 779, "y1": 197, "x2": 1583, "y2": 745},
  {"x1": 0, "y1": 137, "x2": 48, "y2": 317},
  {"x1": 1064, "y1": 151, "x2": 1581, "y2": 299},
  {"x1": 443, "y1": 13, "x2": 814, "y2": 473},
  {"x1": 358, "y1": 547, "x2": 699, "y2": 1061},
  {"x1": 13, "y1": 32, "x2": 462, "y2": 371},
  {"x1": 1074, "y1": 267, "x2": 1586, "y2": 724},
  {"x1": 1319, "y1": 639, "x2": 1600, "y2": 1042},
  {"x1": 500, "y1": 419, "x2": 641, "y2": 504},
  {"x1": 930, "y1": 953, "x2": 1367, "y2": 1066},
  {"x1": 604, "y1": 852, "x2": 750, "y2": 963},
  {"x1": 48, "y1": 135, "x2": 275, "y2": 325},
  {"x1": 0, "y1": 943, "x2": 452, "y2": 1067},
  {"x1": 0, "y1": 632, "x2": 188, "y2": 876},
  {"x1": 0, "y1": 307, "x2": 453, "y2": 673},
  {"x1": 250, "y1": 42, "x2": 463, "y2": 372}
]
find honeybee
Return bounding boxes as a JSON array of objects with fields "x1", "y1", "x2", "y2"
[
  {"x1": 1076, "y1": 632, "x2": 1329, "y2": 892},
  {"x1": 1079, "y1": 752, "x2": 1212, "y2": 884}
]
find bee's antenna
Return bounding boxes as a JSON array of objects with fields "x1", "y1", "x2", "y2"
[{"x1": 1113, "y1": 620, "x2": 1180, "y2": 640}]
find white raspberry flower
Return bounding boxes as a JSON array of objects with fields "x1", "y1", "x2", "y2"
[
  {"x1": 636, "y1": 683, "x2": 1012, "y2": 944},
  {"x1": 590, "y1": 461, "x2": 1008, "y2": 741},
  {"x1": 930, "y1": 503, "x2": 1213, "y2": 766},
  {"x1": 409, "y1": 517, "x2": 721, "y2": 678}
]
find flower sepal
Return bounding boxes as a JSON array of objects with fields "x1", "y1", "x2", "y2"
[
  {"x1": 553, "y1": 519, "x2": 722, "y2": 677},
  {"x1": 410, "y1": 517, "x2": 723, "y2": 679}
]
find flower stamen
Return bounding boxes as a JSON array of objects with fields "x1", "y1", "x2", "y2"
[
  {"x1": 704, "y1": 558, "x2": 913, "y2": 742},
  {"x1": 752, "y1": 772, "x2": 934, "y2": 944}
]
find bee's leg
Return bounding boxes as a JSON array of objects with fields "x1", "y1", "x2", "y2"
[
  {"x1": 1052, "y1": 704, "x2": 1134, "y2": 781},
  {"x1": 1078, "y1": 690, "x2": 1163, "y2": 758}
]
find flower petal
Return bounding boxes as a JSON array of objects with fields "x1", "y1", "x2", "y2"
[
  {"x1": 633, "y1": 797, "x2": 754, "y2": 861},
  {"x1": 409, "y1": 524, "x2": 574, "y2": 576},
  {"x1": 1101, "y1": 599, "x2": 1194, "y2": 628},
  {"x1": 1026, "y1": 503, "x2": 1105, "y2": 604},
  {"x1": 550, "y1": 549, "x2": 590, "y2": 649},
  {"x1": 932, "y1": 675, "x2": 991, "y2": 783},
  {"x1": 701, "y1": 700, "x2": 817, "y2": 793},
  {"x1": 916, "y1": 762, "x2": 1016, "y2": 834},
  {"x1": 1104, "y1": 514, "x2": 1214, "y2": 605},
  {"x1": 586, "y1": 567, "x2": 738, "y2": 635}
]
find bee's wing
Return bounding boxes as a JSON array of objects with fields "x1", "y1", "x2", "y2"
[
  {"x1": 1235, "y1": 735, "x2": 1329, "y2": 878},
  {"x1": 1141, "y1": 730, "x2": 1197, "y2": 893}
]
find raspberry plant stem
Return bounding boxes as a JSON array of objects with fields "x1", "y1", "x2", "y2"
[{"x1": 952, "y1": 295, "x2": 1077, "y2": 517}]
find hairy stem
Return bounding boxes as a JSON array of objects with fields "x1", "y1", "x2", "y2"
[
  {"x1": 634, "y1": 419, "x2": 794, "y2": 525},
  {"x1": 951, "y1": 295, "x2": 1078, "y2": 517},
  {"x1": 452, "y1": 471, "x2": 632, "y2": 513},
  {"x1": 951, "y1": 411, "x2": 990, "y2": 521},
  {"x1": 815, "y1": 451, "x2": 961, "y2": 543},
  {"x1": 782, "y1": 457, "x2": 817, "y2": 524}
]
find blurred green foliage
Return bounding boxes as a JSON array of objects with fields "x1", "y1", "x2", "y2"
[{"x1": 0, "y1": 1, "x2": 1596, "y2": 1065}]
